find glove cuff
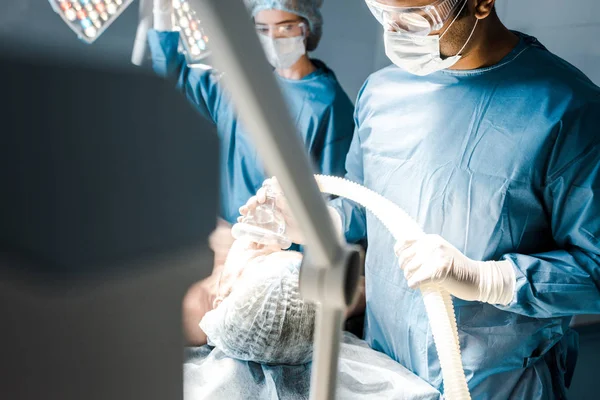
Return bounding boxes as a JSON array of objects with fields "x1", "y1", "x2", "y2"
[{"x1": 478, "y1": 260, "x2": 516, "y2": 305}]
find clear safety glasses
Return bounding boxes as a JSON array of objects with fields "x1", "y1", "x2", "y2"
[
  {"x1": 365, "y1": 0, "x2": 464, "y2": 36},
  {"x1": 255, "y1": 21, "x2": 307, "y2": 39}
]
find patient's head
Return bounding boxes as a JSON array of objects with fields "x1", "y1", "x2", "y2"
[{"x1": 200, "y1": 240, "x2": 316, "y2": 365}]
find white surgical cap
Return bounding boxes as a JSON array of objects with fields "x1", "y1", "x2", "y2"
[
  {"x1": 200, "y1": 252, "x2": 316, "y2": 365},
  {"x1": 244, "y1": 0, "x2": 324, "y2": 51}
]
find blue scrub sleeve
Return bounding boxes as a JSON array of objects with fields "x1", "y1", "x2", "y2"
[
  {"x1": 314, "y1": 95, "x2": 355, "y2": 177},
  {"x1": 328, "y1": 128, "x2": 368, "y2": 244},
  {"x1": 499, "y1": 103, "x2": 600, "y2": 318},
  {"x1": 328, "y1": 81, "x2": 369, "y2": 244},
  {"x1": 147, "y1": 29, "x2": 221, "y2": 124}
]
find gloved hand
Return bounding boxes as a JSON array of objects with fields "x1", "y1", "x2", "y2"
[
  {"x1": 238, "y1": 177, "x2": 344, "y2": 245},
  {"x1": 153, "y1": 0, "x2": 173, "y2": 31},
  {"x1": 208, "y1": 218, "x2": 235, "y2": 268},
  {"x1": 394, "y1": 234, "x2": 516, "y2": 305}
]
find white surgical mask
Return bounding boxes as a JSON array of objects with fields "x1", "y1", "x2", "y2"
[
  {"x1": 383, "y1": 0, "x2": 477, "y2": 76},
  {"x1": 258, "y1": 35, "x2": 306, "y2": 70}
]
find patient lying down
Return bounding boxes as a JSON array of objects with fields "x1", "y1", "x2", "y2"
[
  {"x1": 199, "y1": 239, "x2": 317, "y2": 365},
  {"x1": 188, "y1": 242, "x2": 442, "y2": 399}
]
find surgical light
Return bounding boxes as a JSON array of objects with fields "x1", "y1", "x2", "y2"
[
  {"x1": 172, "y1": 0, "x2": 211, "y2": 66},
  {"x1": 49, "y1": 0, "x2": 134, "y2": 43},
  {"x1": 49, "y1": 0, "x2": 211, "y2": 68}
]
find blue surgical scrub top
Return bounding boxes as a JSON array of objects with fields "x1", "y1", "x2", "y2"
[
  {"x1": 330, "y1": 32, "x2": 600, "y2": 398},
  {"x1": 148, "y1": 30, "x2": 355, "y2": 224}
]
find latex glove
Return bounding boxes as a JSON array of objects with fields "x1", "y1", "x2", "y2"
[
  {"x1": 153, "y1": 0, "x2": 173, "y2": 31},
  {"x1": 394, "y1": 234, "x2": 516, "y2": 305},
  {"x1": 238, "y1": 177, "x2": 343, "y2": 245},
  {"x1": 208, "y1": 218, "x2": 235, "y2": 268},
  {"x1": 212, "y1": 239, "x2": 279, "y2": 308}
]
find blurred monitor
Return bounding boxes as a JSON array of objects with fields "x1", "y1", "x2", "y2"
[{"x1": 0, "y1": 53, "x2": 218, "y2": 400}]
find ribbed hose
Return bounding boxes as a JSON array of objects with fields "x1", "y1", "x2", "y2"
[{"x1": 314, "y1": 175, "x2": 471, "y2": 400}]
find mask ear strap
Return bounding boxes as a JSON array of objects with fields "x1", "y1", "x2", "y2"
[
  {"x1": 456, "y1": 18, "x2": 478, "y2": 56},
  {"x1": 440, "y1": 0, "x2": 468, "y2": 40},
  {"x1": 304, "y1": 23, "x2": 310, "y2": 49}
]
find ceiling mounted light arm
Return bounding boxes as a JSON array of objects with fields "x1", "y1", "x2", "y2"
[
  {"x1": 188, "y1": 1, "x2": 360, "y2": 399},
  {"x1": 131, "y1": 0, "x2": 153, "y2": 66}
]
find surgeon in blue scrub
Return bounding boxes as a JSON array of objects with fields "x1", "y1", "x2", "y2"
[
  {"x1": 242, "y1": 0, "x2": 600, "y2": 398},
  {"x1": 148, "y1": 0, "x2": 354, "y2": 344}
]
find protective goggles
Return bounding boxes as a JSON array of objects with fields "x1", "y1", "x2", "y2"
[
  {"x1": 365, "y1": 0, "x2": 464, "y2": 36},
  {"x1": 255, "y1": 21, "x2": 307, "y2": 39}
]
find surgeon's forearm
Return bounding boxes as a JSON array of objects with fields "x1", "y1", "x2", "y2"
[
  {"x1": 328, "y1": 205, "x2": 366, "y2": 319},
  {"x1": 328, "y1": 197, "x2": 368, "y2": 245},
  {"x1": 327, "y1": 206, "x2": 344, "y2": 241},
  {"x1": 498, "y1": 251, "x2": 600, "y2": 318},
  {"x1": 345, "y1": 276, "x2": 366, "y2": 319}
]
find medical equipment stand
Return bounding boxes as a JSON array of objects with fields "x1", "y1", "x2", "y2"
[{"x1": 169, "y1": 1, "x2": 362, "y2": 399}]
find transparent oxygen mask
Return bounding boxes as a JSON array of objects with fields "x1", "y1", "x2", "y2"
[{"x1": 232, "y1": 187, "x2": 292, "y2": 249}]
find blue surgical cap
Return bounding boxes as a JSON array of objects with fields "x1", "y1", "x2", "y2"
[{"x1": 244, "y1": 0, "x2": 324, "y2": 51}]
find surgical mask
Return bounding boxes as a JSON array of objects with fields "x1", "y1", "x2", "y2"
[
  {"x1": 258, "y1": 34, "x2": 306, "y2": 70},
  {"x1": 383, "y1": 0, "x2": 477, "y2": 76}
]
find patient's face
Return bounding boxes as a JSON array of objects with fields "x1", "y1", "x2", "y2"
[
  {"x1": 218, "y1": 239, "x2": 303, "y2": 302},
  {"x1": 200, "y1": 239, "x2": 315, "y2": 365},
  {"x1": 237, "y1": 246, "x2": 303, "y2": 289}
]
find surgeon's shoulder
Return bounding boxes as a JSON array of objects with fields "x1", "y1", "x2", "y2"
[
  {"x1": 308, "y1": 60, "x2": 354, "y2": 109},
  {"x1": 355, "y1": 64, "x2": 401, "y2": 108},
  {"x1": 519, "y1": 36, "x2": 600, "y2": 160},
  {"x1": 519, "y1": 34, "x2": 600, "y2": 103}
]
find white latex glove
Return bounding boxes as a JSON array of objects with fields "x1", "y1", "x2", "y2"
[
  {"x1": 238, "y1": 177, "x2": 343, "y2": 245},
  {"x1": 153, "y1": 0, "x2": 173, "y2": 31},
  {"x1": 395, "y1": 234, "x2": 516, "y2": 305},
  {"x1": 208, "y1": 218, "x2": 235, "y2": 268}
]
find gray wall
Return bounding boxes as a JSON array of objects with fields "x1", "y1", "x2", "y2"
[
  {"x1": 497, "y1": 0, "x2": 600, "y2": 85},
  {"x1": 312, "y1": 1, "x2": 383, "y2": 101}
]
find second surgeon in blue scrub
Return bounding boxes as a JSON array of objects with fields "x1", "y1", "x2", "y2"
[
  {"x1": 149, "y1": 0, "x2": 353, "y2": 226},
  {"x1": 148, "y1": 0, "x2": 354, "y2": 344}
]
